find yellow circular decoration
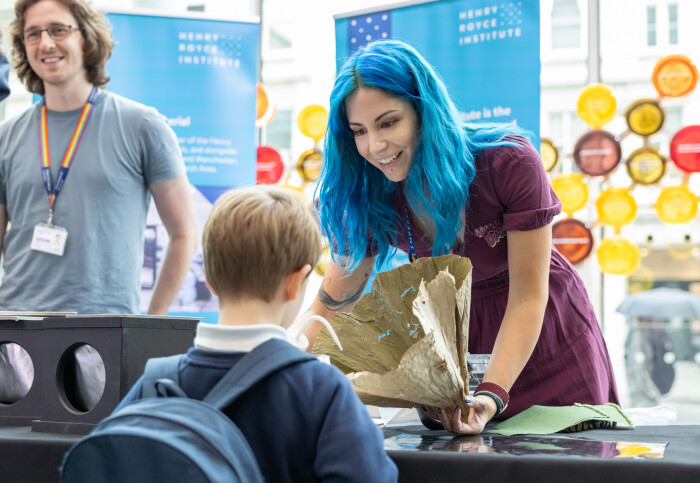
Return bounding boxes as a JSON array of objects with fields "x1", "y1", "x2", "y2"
[
  {"x1": 625, "y1": 99, "x2": 665, "y2": 136},
  {"x1": 297, "y1": 148, "x2": 323, "y2": 183},
  {"x1": 551, "y1": 173, "x2": 589, "y2": 217},
  {"x1": 654, "y1": 184, "x2": 699, "y2": 224},
  {"x1": 652, "y1": 54, "x2": 698, "y2": 99},
  {"x1": 597, "y1": 236, "x2": 640, "y2": 276},
  {"x1": 540, "y1": 138, "x2": 558, "y2": 172},
  {"x1": 314, "y1": 244, "x2": 331, "y2": 276},
  {"x1": 281, "y1": 184, "x2": 308, "y2": 207},
  {"x1": 626, "y1": 147, "x2": 666, "y2": 185},
  {"x1": 596, "y1": 187, "x2": 637, "y2": 228},
  {"x1": 577, "y1": 84, "x2": 617, "y2": 129},
  {"x1": 297, "y1": 104, "x2": 329, "y2": 142}
]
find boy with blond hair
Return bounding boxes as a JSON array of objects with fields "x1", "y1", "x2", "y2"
[{"x1": 113, "y1": 185, "x2": 398, "y2": 482}]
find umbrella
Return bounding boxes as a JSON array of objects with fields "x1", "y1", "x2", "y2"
[{"x1": 616, "y1": 287, "x2": 700, "y2": 320}]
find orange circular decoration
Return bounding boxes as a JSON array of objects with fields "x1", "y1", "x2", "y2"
[
  {"x1": 550, "y1": 173, "x2": 589, "y2": 217},
  {"x1": 669, "y1": 125, "x2": 700, "y2": 173},
  {"x1": 256, "y1": 146, "x2": 284, "y2": 184},
  {"x1": 540, "y1": 137, "x2": 559, "y2": 172},
  {"x1": 625, "y1": 99, "x2": 665, "y2": 136},
  {"x1": 255, "y1": 83, "x2": 277, "y2": 128},
  {"x1": 573, "y1": 130, "x2": 621, "y2": 177},
  {"x1": 597, "y1": 236, "x2": 640, "y2": 276},
  {"x1": 596, "y1": 187, "x2": 637, "y2": 228},
  {"x1": 256, "y1": 82, "x2": 269, "y2": 122},
  {"x1": 652, "y1": 54, "x2": 698, "y2": 99},
  {"x1": 552, "y1": 218, "x2": 593, "y2": 265},
  {"x1": 626, "y1": 147, "x2": 666, "y2": 185},
  {"x1": 297, "y1": 148, "x2": 323, "y2": 183},
  {"x1": 654, "y1": 185, "x2": 699, "y2": 224}
]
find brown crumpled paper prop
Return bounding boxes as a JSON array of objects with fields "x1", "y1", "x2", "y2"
[{"x1": 313, "y1": 254, "x2": 472, "y2": 412}]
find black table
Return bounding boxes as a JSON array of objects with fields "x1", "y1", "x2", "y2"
[
  {"x1": 1, "y1": 424, "x2": 699, "y2": 482},
  {"x1": 384, "y1": 424, "x2": 700, "y2": 482}
]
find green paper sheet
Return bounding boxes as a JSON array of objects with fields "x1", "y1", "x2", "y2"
[{"x1": 490, "y1": 403, "x2": 634, "y2": 436}]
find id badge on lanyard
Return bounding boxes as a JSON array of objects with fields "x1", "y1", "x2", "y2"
[{"x1": 31, "y1": 86, "x2": 97, "y2": 256}]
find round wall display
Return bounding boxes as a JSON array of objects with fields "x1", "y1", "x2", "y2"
[
  {"x1": 669, "y1": 125, "x2": 700, "y2": 173},
  {"x1": 626, "y1": 147, "x2": 666, "y2": 185},
  {"x1": 573, "y1": 130, "x2": 622, "y2": 177},
  {"x1": 652, "y1": 54, "x2": 698, "y2": 99},
  {"x1": 552, "y1": 218, "x2": 594, "y2": 265},
  {"x1": 597, "y1": 236, "x2": 640, "y2": 276},
  {"x1": 576, "y1": 83, "x2": 617, "y2": 128},
  {"x1": 297, "y1": 148, "x2": 323, "y2": 183},
  {"x1": 625, "y1": 99, "x2": 665, "y2": 136},
  {"x1": 596, "y1": 187, "x2": 637, "y2": 228},
  {"x1": 540, "y1": 137, "x2": 559, "y2": 172}
]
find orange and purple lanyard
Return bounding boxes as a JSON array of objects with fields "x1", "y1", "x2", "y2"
[{"x1": 38, "y1": 86, "x2": 97, "y2": 224}]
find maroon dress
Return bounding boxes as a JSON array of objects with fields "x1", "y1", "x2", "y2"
[{"x1": 390, "y1": 140, "x2": 619, "y2": 419}]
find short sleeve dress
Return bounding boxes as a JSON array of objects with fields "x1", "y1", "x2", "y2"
[{"x1": 390, "y1": 139, "x2": 619, "y2": 419}]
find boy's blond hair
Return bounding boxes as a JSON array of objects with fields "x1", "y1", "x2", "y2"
[{"x1": 203, "y1": 185, "x2": 321, "y2": 302}]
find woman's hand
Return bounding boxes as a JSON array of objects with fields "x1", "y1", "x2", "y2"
[{"x1": 424, "y1": 395, "x2": 498, "y2": 434}]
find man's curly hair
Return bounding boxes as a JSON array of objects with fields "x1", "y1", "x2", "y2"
[{"x1": 10, "y1": 0, "x2": 114, "y2": 95}]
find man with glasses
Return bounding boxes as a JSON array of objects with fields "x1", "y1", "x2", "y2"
[{"x1": 0, "y1": 0, "x2": 198, "y2": 315}]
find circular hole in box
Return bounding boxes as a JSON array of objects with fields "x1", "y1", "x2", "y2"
[
  {"x1": 0, "y1": 342, "x2": 35, "y2": 405},
  {"x1": 56, "y1": 343, "x2": 106, "y2": 413}
]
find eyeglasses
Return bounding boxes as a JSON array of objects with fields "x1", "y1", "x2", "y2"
[{"x1": 23, "y1": 23, "x2": 80, "y2": 45}]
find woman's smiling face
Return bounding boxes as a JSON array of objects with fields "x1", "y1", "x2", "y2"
[{"x1": 345, "y1": 87, "x2": 419, "y2": 183}]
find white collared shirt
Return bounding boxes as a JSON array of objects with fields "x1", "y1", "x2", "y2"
[{"x1": 194, "y1": 323, "x2": 289, "y2": 353}]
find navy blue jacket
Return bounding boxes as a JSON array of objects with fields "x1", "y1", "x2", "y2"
[{"x1": 118, "y1": 343, "x2": 398, "y2": 482}]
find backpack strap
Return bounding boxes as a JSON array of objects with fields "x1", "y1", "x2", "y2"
[
  {"x1": 141, "y1": 354, "x2": 183, "y2": 399},
  {"x1": 203, "y1": 338, "x2": 315, "y2": 410}
]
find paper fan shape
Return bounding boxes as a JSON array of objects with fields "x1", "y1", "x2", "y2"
[{"x1": 313, "y1": 255, "x2": 472, "y2": 412}]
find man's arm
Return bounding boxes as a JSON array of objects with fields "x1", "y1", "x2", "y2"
[
  {"x1": 0, "y1": 204, "x2": 7, "y2": 255},
  {"x1": 147, "y1": 176, "x2": 198, "y2": 315}
]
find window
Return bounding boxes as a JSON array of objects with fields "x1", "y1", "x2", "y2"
[
  {"x1": 669, "y1": 4, "x2": 678, "y2": 45},
  {"x1": 548, "y1": 111, "x2": 564, "y2": 141},
  {"x1": 264, "y1": 110, "x2": 292, "y2": 150},
  {"x1": 551, "y1": 0, "x2": 581, "y2": 49},
  {"x1": 664, "y1": 105, "x2": 682, "y2": 135},
  {"x1": 647, "y1": 5, "x2": 656, "y2": 46},
  {"x1": 269, "y1": 28, "x2": 292, "y2": 49}
]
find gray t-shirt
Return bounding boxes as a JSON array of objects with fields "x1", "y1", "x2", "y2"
[{"x1": 0, "y1": 90, "x2": 185, "y2": 313}]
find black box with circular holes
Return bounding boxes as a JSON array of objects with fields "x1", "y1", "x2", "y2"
[
  {"x1": 0, "y1": 316, "x2": 47, "y2": 426},
  {"x1": 1, "y1": 314, "x2": 199, "y2": 434}
]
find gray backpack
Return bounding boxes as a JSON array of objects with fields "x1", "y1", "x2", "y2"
[{"x1": 61, "y1": 339, "x2": 315, "y2": 482}]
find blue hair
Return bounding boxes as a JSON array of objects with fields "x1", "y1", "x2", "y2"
[{"x1": 317, "y1": 40, "x2": 533, "y2": 272}]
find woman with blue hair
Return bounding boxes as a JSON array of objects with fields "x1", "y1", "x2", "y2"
[{"x1": 299, "y1": 40, "x2": 618, "y2": 434}]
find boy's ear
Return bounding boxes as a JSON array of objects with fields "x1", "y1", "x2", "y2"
[
  {"x1": 285, "y1": 264, "x2": 312, "y2": 301},
  {"x1": 204, "y1": 278, "x2": 217, "y2": 296}
]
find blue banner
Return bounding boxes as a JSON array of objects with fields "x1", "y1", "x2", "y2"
[
  {"x1": 335, "y1": 0, "x2": 540, "y2": 137},
  {"x1": 106, "y1": 12, "x2": 259, "y2": 322}
]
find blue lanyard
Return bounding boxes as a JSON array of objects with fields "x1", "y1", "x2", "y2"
[{"x1": 400, "y1": 193, "x2": 417, "y2": 263}]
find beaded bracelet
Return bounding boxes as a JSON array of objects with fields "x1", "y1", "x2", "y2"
[{"x1": 474, "y1": 382, "x2": 510, "y2": 417}]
